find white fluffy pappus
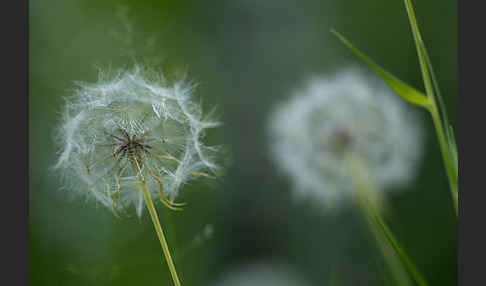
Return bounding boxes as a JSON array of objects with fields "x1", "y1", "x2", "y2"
[
  {"x1": 267, "y1": 68, "x2": 424, "y2": 208},
  {"x1": 54, "y1": 66, "x2": 221, "y2": 217},
  {"x1": 210, "y1": 261, "x2": 312, "y2": 286}
]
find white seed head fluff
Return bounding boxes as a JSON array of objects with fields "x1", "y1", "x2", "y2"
[
  {"x1": 267, "y1": 68, "x2": 423, "y2": 208},
  {"x1": 210, "y1": 261, "x2": 312, "y2": 286},
  {"x1": 54, "y1": 66, "x2": 221, "y2": 217}
]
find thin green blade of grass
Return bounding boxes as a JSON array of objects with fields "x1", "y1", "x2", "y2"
[
  {"x1": 403, "y1": 0, "x2": 451, "y2": 135},
  {"x1": 373, "y1": 213, "x2": 430, "y2": 286},
  {"x1": 422, "y1": 33, "x2": 458, "y2": 176},
  {"x1": 403, "y1": 0, "x2": 435, "y2": 101},
  {"x1": 331, "y1": 29, "x2": 429, "y2": 108},
  {"x1": 367, "y1": 214, "x2": 414, "y2": 286},
  {"x1": 350, "y1": 155, "x2": 427, "y2": 286},
  {"x1": 404, "y1": 0, "x2": 458, "y2": 214},
  {"x1": 423, "y1": 46, "x2": 450, "y2": 134},
  {"x1": 448, "y1": 125, "x2": 458, "y2": 177},
  {"x1": 423, "y1": 44, "x2": 458, "y2": 177}
]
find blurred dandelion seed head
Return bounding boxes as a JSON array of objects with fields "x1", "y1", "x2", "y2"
[
  {"x1": 267, "y1": 68, "x2": 423, "y2": 208},
  {"x1": 211, "y1": 261, "x2": 312, "y2": 286},
  {"x1": 54, "y1": 65, "x2": 221, "y2": 217}
]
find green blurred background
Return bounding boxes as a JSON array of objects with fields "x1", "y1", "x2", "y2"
[{"x1": 29, "y1": 0, "x2": 457, "y2": 285}]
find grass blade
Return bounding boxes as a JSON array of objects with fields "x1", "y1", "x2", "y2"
[
  {"x1": 448, "y1": 125, "x2": 458, "y2": 176},
  {"x1": 331, "y1": 29, "x2": 429, "y2": 108},
  {"x1": 350, "y1": 155, "x2": 429, "y2": 286},
  {"x1": 403, "y1": 0, "x2": 435, "y2": 100},
  {"x1": 403, "y1": 0, "x2": 458, "y2": 214},
  {"x1": 423, "y1": 46, "x2": 450, "y2": 134},
  {"x1": 422, "y1": 40, "x2": 458, "y2": 177},
  {"x1": 373, "y1": 213, "x2": 430, "y2": 286}
]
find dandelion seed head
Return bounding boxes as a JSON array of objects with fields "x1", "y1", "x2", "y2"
[
  {"x1": 210, "y1": 261, "x2": 312, "y2": 286},
  {"x1": 267, "y1": 68, "x2": 423, "y2": 208},
  {"x1": 54, "y1": 66, "x2": 221, "y2": 216}
]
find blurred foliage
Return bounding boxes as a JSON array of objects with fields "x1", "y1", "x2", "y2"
[{"x1": 30, "y1": 0, "x2": 457, "y2": 285}]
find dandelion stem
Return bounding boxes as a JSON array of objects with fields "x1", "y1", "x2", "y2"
[
  {"x1": 371, "y1": 209, "x2": 430, "y2": 286},
  {"x1": 362, "y1": 207, "x2": 413, "y2": 286},
  {"x1": 348, "y1": 155, "x2": 429, "y2": 286},
  {"x1": 140, "y1": 180, "x2": 182, "y2": 286}
]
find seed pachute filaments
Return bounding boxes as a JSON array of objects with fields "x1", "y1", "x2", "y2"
[{"x1": 55, "y1": 66, "x2": 221, "y2": 217}]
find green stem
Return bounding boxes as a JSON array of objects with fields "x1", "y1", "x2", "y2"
[
  {"x1": 349, "y1": 155, "x2": 430, "y2": 286},
  {"x1": 429, "y1": 106, "x2": 458, "y2": 215},
  {"x1": 372, "y1": 211, "x2": 429, "y2": 286},
  {"x1": 360, "y1": 202, "x2": 413, "y2": 286},
  {"x1": 163, "y1": 206, "x2": 179, "y2": 258},
  {"x1": 404, "y1": 0, "x2": 458, "y2": 215},
  {"x1": 140, "y1": 181, "x2": 182, "y2": 286},
  {"x1": 403, "y1": 0, "x2": 434, "y2": 99}
]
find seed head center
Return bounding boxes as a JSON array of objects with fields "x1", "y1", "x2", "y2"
[{"x1": 114, "y1": 132, "x2": 151, "y2": 159}]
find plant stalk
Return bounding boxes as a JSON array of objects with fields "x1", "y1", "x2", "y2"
[
  {"x1": 140, "y1": 180, "x2": 182, "y2": 286},
  {"x1": 348, "y1": 155, "x2": 430, "y2": 286},
  {"x1": 404, "y1": 0, "x2": 458, "y2": 215},
  {"x1": 429, "y1": 105, "x2": 458, "y2": 215}
]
